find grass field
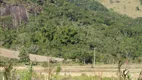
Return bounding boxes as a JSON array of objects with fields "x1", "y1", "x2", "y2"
[
  {"x1": 0, "y1": 48, "x2": 142, "y2": 80},
  {"x1": 98, "y1": 0, "x2": 142, "y2": 18},
  {"x1": 0, "y1": 64, "x2": 141, "y2": 80}
]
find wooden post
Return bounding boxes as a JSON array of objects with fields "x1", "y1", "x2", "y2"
[
  {"x1": 3, "y1": 75, "x2": 5, "y2": 80},
  {"x1": 93, "y1": 48, "x2": 96, "y2": 68}
]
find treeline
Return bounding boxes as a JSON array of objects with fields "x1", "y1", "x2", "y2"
[{"x1": 0, "y1": 0, "x2": 142, "y2": 64}]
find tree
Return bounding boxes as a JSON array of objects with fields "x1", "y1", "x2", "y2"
[{"x1": 19, "y1": 48, "x2": 30, "y2": 63}]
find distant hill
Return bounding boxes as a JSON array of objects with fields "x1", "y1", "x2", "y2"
[{"x1": 98, "y1": 0, "x2": 142, "y2": 18}]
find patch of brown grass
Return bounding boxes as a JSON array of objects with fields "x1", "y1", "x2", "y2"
[{"x1": 98, "y1": 0, "x2": 142, "y2": 18}]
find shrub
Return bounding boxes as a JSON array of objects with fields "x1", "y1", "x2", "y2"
[
  {"x1": 19, "y1": 48, "x2": 30, "y2": 63},
  {"x1": 140, "y1": 0, "x2": 142, "y2": 5},
  {"x1": 136, "y1": 6, "x2": 140, "y2": 11},
  {"x1": 110, "y1": 0, "x2": 114, "y2": 4}
]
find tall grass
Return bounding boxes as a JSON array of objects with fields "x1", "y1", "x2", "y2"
[{"x1": 0, "y1": 60, "x2": 141, "y2": 80}]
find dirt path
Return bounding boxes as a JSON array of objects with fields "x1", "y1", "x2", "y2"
[{"x1": 0, "y1": 48, "x2": 64, "y2": 62}]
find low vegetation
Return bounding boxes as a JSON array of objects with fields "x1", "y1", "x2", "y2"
[
  {"x1": 140, "y1": 0, "x2": 142, "y2": 5},
  {"x1": 0, "y1": 60, "x2": 142, "y2": 80}
]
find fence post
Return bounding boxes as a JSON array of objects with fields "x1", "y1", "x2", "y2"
[{"x1": 3, "y1": 75, "x2": 5, "y2": 80}]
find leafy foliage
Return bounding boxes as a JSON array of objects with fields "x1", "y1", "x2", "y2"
[
  {"x1": 140, "y1": 0, "x2": 142, "y2": 5},
  {"x1": 19, "y1": 48, "x2": 30, "y2": 63}
]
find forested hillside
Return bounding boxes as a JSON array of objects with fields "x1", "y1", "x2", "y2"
[{"x1": 0, "y1": 0, "x2": 142, "y2": 64}]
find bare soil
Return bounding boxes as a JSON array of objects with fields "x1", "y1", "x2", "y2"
[
  {"x1": 0, "y1": 48, "x2": 63, "y2": 62},
  {"x1": 98, "y1": 0, "x2": 142, "y2": 18}
]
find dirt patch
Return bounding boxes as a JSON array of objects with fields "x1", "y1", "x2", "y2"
[
  {"x1": 0, "y1": 48, "x2": 63, "y2": 62},
  {"x1": 98, "y1": 0, "x2": 142, "y2": 18}
]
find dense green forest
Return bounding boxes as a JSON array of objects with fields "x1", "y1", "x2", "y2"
[{"x1": 0, "y1": 0, "x2": 142, "y2": 64}]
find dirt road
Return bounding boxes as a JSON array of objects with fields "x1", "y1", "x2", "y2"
[{"x1": 0, "y1": 48, "x2": 64, "y2": 62}]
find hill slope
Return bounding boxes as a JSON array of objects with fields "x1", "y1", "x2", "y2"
[
  {"x1": 0, "y1": 48, "x2": 63, "y2": 62},
  {"x1": 98, "y1": 0, "x2": 142, "y2": 18},
  {"x1": 0, "y1": 0, "x2": 142, "y2": 64}
]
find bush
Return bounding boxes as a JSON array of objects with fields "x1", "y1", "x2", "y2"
[
  {"x1": 140, "y1": 0, "x2": 142, "y2": 5},
  {"x1": 19, "y1": 48, "x2": 30, "y2": 63},
  {"x1": 136, "y1": 6, "x2": 140, "y2": 11}
]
